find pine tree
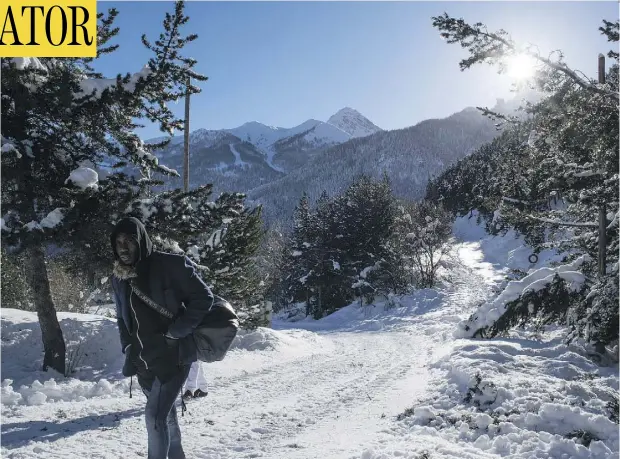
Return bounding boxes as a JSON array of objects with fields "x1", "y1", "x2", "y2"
[
  {"x1": 300, "y1": 190, "x2": 329, "y2": 318},
  {"x1": 426, "y1": 125, "x2": 531, "y2": 237},
  {"x1": 306, "y1": 176, "x2": 402, "y2": 316},
  {"x1": 340, "y1": 174, "x2": 402, "y2": 303},
  {"x1": 431, "y1": 14, "x2": 619, "y2": 347},
  {"x1": 257, "y1": 224, "x2": 289, "y2": 312},
  {"x1": 276, "y1": 176, "x2": 447, "y2": 318},
  {"x1": 285, "y1": 193, "x2": 314, "y2": 309},
  {"x1": 394, "y1": 200, "x2": 452, "y2": 288},
  {"x1": 1, "y1": 1, "x2": 207, "y2": 374},
  {"x1": 312, "y1": 191, "x2": 351, "y2": 317}
]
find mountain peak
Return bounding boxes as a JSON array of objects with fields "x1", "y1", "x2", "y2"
[
  {"x1": 329, "y1": 106, "x2": 361, "y2": 117},
  {"x1": 326, "y1": 107, "x2": 382, "y2": 139}
]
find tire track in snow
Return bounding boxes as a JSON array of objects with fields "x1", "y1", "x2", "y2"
[{"x1": 187, "y1": 331, "x2": 429, "y2": 458}]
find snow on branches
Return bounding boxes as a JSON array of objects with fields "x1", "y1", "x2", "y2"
[
  {"x1": 65, "y1": 167, "x2": 99, "y2": 190},
  {"x1": 455, "y1": 255, "x2": 591, "y2": 339}
]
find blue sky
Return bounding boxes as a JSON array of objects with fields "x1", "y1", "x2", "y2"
[{"x1": 97, "y1": 1, "x2": 618, "y2": 139}]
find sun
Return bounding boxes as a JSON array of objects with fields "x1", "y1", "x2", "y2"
[{"x1": 506, "y1": 54, "x2": 537, "y2": 80}]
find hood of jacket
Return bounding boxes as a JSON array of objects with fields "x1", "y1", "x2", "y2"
[{"x1": 110, "y1": 217, "x2": 153, "y2": 269}]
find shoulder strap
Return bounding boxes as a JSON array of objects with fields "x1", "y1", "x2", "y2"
[{"x1": 129, "y1": 279, "x2": 175, "y2": 319}]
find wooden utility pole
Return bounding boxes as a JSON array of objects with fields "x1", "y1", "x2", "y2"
[
  {"x1": 183, "y1": 76, "x2": 191, "y2": 192},
  {"x1": 597, "y1": 54, "x2": 607, "y2": 278}
]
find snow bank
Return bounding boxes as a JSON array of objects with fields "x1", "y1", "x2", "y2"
[
  {"x1": 274, "y1": 288, "x2": 446, "y2": 335},
  {"x1": 1, "y1": 308, "x2": 329, "y2": 407},
  {"x1": 455, "y1": 255, "x2": 590, "y2": 338},
  {"x1": 453, "y1": 212, "x2": 490, "y2": 241},
  {"x1": 410, "y1": 333, "x2": 619, "y2": 458},
  {"x1": 453, "y1": 211, "x2": 565, "y2": 271},
  {"x1": 362, "y1": 331, "x2": 618, "y2": 459},
  {"x1": 357, "y1": 228, "x2": 618, "y2": 458},
  {"x1": 1, "y1": 309, "x2": 126, "y2": 406},
  {"x1": 231, "y1": 327, "x2": 322, "y2": 353},
  {"x1": 1, "y1": 376, "x2": 122, "y2": 407}
]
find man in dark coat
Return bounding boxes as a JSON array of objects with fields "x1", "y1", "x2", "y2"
[{"x1": 111, "y1": 217, "x2": 214, "y2": 459}]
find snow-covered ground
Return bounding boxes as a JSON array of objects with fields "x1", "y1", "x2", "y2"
[{"x1": 1, "y1": 215, "x2": 617, "y2": 458}]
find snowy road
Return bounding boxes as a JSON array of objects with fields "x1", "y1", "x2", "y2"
[
  {"x1": 4, "y1": 219, "x2": 618, "y2": 459},
  {"x1": 196, "y1": 330, "x2": 430, "y2": 458},
  {"x1": 1, "y1": 243, "x2": 501, "y2": 459}
]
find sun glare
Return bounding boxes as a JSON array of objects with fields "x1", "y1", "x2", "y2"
[{"x1": 506, "y1": 54, "x2": 537, "y2": 80}]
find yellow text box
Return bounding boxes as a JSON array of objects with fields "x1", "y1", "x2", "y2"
[{"x1": 0, "y1": 0, "x2": 97, "y2": 57}]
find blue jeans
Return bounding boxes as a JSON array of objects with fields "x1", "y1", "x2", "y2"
[{"x1": 141, "y1": 365, "x2": 191, "y2": 459}]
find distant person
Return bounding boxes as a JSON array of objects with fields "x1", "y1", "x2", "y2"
[
  {"x1": 183, "y1": 361, "x2": 208, "y2": 400},
  {"x1": 111, "y1": 217, "x2": 214, "y2": 459}
]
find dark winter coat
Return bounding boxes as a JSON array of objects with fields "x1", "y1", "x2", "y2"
[{"x1": 110, "y1": 217, "x2": 214, "y2": 383}]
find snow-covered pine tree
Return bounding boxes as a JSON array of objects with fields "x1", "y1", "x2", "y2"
[
  {"x1": 257, "y1": 223, "x2": 290, "y2": 313},
  {"x1": 277, "y1": 176, "x2": 408, "y2": 318},
  {"x1": 523, "y1": 61, "x2": 619, "y2": 347},
  {"x1": 213, "y1": 206, "x2": 264, "y2": 301},
  {"x1": 432, "y1": 14, "x2": 619, "y2": 349},
  {"x1": 1, "y1": 1, "x2": 207, "y2": 374},
  {"x1": 276, "y1": 175, "x2": 455, "y2": 318},
  {"x1": 282, "y1": 190, "x2": 347, "y2": 318},
  {"x1": 203, "y1": 205, "x2": 265, "y2": 328},
  {"x1": 284, "y1": 192, "x2": 314, "y2": 312},
  {"x1": 393, "y1": 200, "x2": 452, "y2": 288},
  {"x1": 303, "y1": 190, "x2": 337, "y2": 319},
  {"x1": 426, "y1": 123, "x2": 532, "y2": 237},
  {"x1": 313, "y1": 190, "x2": 352, "y2": 317},
  {"x1": 341, "y1": 174, "x2": 403, "y2": 304}
]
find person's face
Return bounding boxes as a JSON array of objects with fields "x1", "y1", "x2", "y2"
[{"x1": 115, "y1": 233, "x2": 139, "y2": 266}]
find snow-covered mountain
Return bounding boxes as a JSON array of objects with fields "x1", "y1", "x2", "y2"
[
  {"x1": 326, "y1": 107, "x2": 382, "y2": 138},
  {"x1": 225, "y1": 107, "x2": 381, "y2": 154},
  {"x1": 269, "y1": 108, "x2": 382, "y2": 171},
  {"x1": 146, "y1": 108, "x2": 383, "y2": 192},
  {"x1": 146, "y1": 102, "x2": 515, "y2": 225},
  {"x1": 225, "y1": 119, "x2": 320, "y2": 152},
  {"x1": 248, "y1": 106, "x2": 500, "y2": 225},
  {"x1": 147, "y1": 129, "x2": 285, "y2": 195}
]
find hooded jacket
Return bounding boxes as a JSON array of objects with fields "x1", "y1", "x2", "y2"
[{"x1": 110, "y1": 217, "x2": 214, "y2": 382}]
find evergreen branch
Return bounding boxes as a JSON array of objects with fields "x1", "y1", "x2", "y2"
[
  {"x1": 502, "y1": 196, "x2": 531, "y2": 205},
  {"x1": 526, "y1": 216, "x2": 598, "y2": 228},
  {"x1": 432, "y1": 13, "x2": 619, "y2": 101}
]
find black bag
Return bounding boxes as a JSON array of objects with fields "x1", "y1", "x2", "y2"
[
  {"x1": 129, "y1": 281, "x2": 239, "y2": 363},
  {"x1": 193, "y1": 295, "x2": 239, "y2": 363}
]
